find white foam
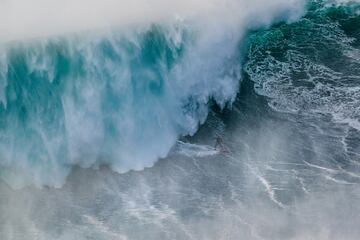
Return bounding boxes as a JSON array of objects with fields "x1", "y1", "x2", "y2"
[
  {"x1": 0, "y1": 0, "x2": 305, "y2": 42},
  {"x1": 173, "y1": 141, "x2": 219, "y2": 158},
  {"x1": 0, "y1": 0, "x2": 306, "y2": 188}
]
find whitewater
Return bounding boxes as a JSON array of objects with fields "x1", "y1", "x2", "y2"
[
  {"x1": 0, "y1": 0, "x2": 305, "y2": 187},
  {"x1": 1, "y1": 0, "x2": 360, "y2": 239}
]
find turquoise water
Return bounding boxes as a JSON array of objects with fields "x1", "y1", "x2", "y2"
[{"x1": 1, "y1": 0, "x2": 360, "y2": 239}]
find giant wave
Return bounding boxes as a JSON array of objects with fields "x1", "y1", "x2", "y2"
[{"x1": 0, "y1": 0, "x2": 305, "y2": 188}]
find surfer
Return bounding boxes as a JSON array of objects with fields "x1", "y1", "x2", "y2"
[{"x1": 214, "y1": 135, "x2": 230, "y2": 155}]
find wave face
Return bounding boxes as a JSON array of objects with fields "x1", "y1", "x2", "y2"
[{"x1": 0, "y1": 1, "x2": 305, "y2": 187}]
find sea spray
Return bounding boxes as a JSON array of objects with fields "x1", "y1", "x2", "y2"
[{"x1": 0, "y1": 0, "x2": 305, "y2": 187}]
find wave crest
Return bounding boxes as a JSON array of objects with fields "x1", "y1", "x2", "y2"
[{"x1": 0, "y1": 0, "x2": 305, "y2": 188}]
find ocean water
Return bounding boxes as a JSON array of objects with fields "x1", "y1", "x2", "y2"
[{"x1": 1, "y1": 0, "x2": 360, "y2": 239}]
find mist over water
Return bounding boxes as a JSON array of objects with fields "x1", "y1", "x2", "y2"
[
  {"x1": 1, "y1": 0, "x2": 360, "y2": 239},
  {"x1": 0, "y1": 0, "x2": 304, "y2": 42},
  {"x1": 0, "y1": 0, "x2": 305, "y2": 188}
]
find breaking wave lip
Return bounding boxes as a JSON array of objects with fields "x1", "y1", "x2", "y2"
[
  {"x1": 0, "y1": 0, "x2": 305, "y2": 188},
  {"x1": 0, "y1": 0, "x2": 304, "y2": 43}
]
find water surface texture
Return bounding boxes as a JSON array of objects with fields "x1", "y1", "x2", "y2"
[{"x1": 1, "y1": 0, "x2": 360, "y2": 239}]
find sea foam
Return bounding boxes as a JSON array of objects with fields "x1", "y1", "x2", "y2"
[{"x1": 0, "y1": 0, "x2": 305, "y2": 188}]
